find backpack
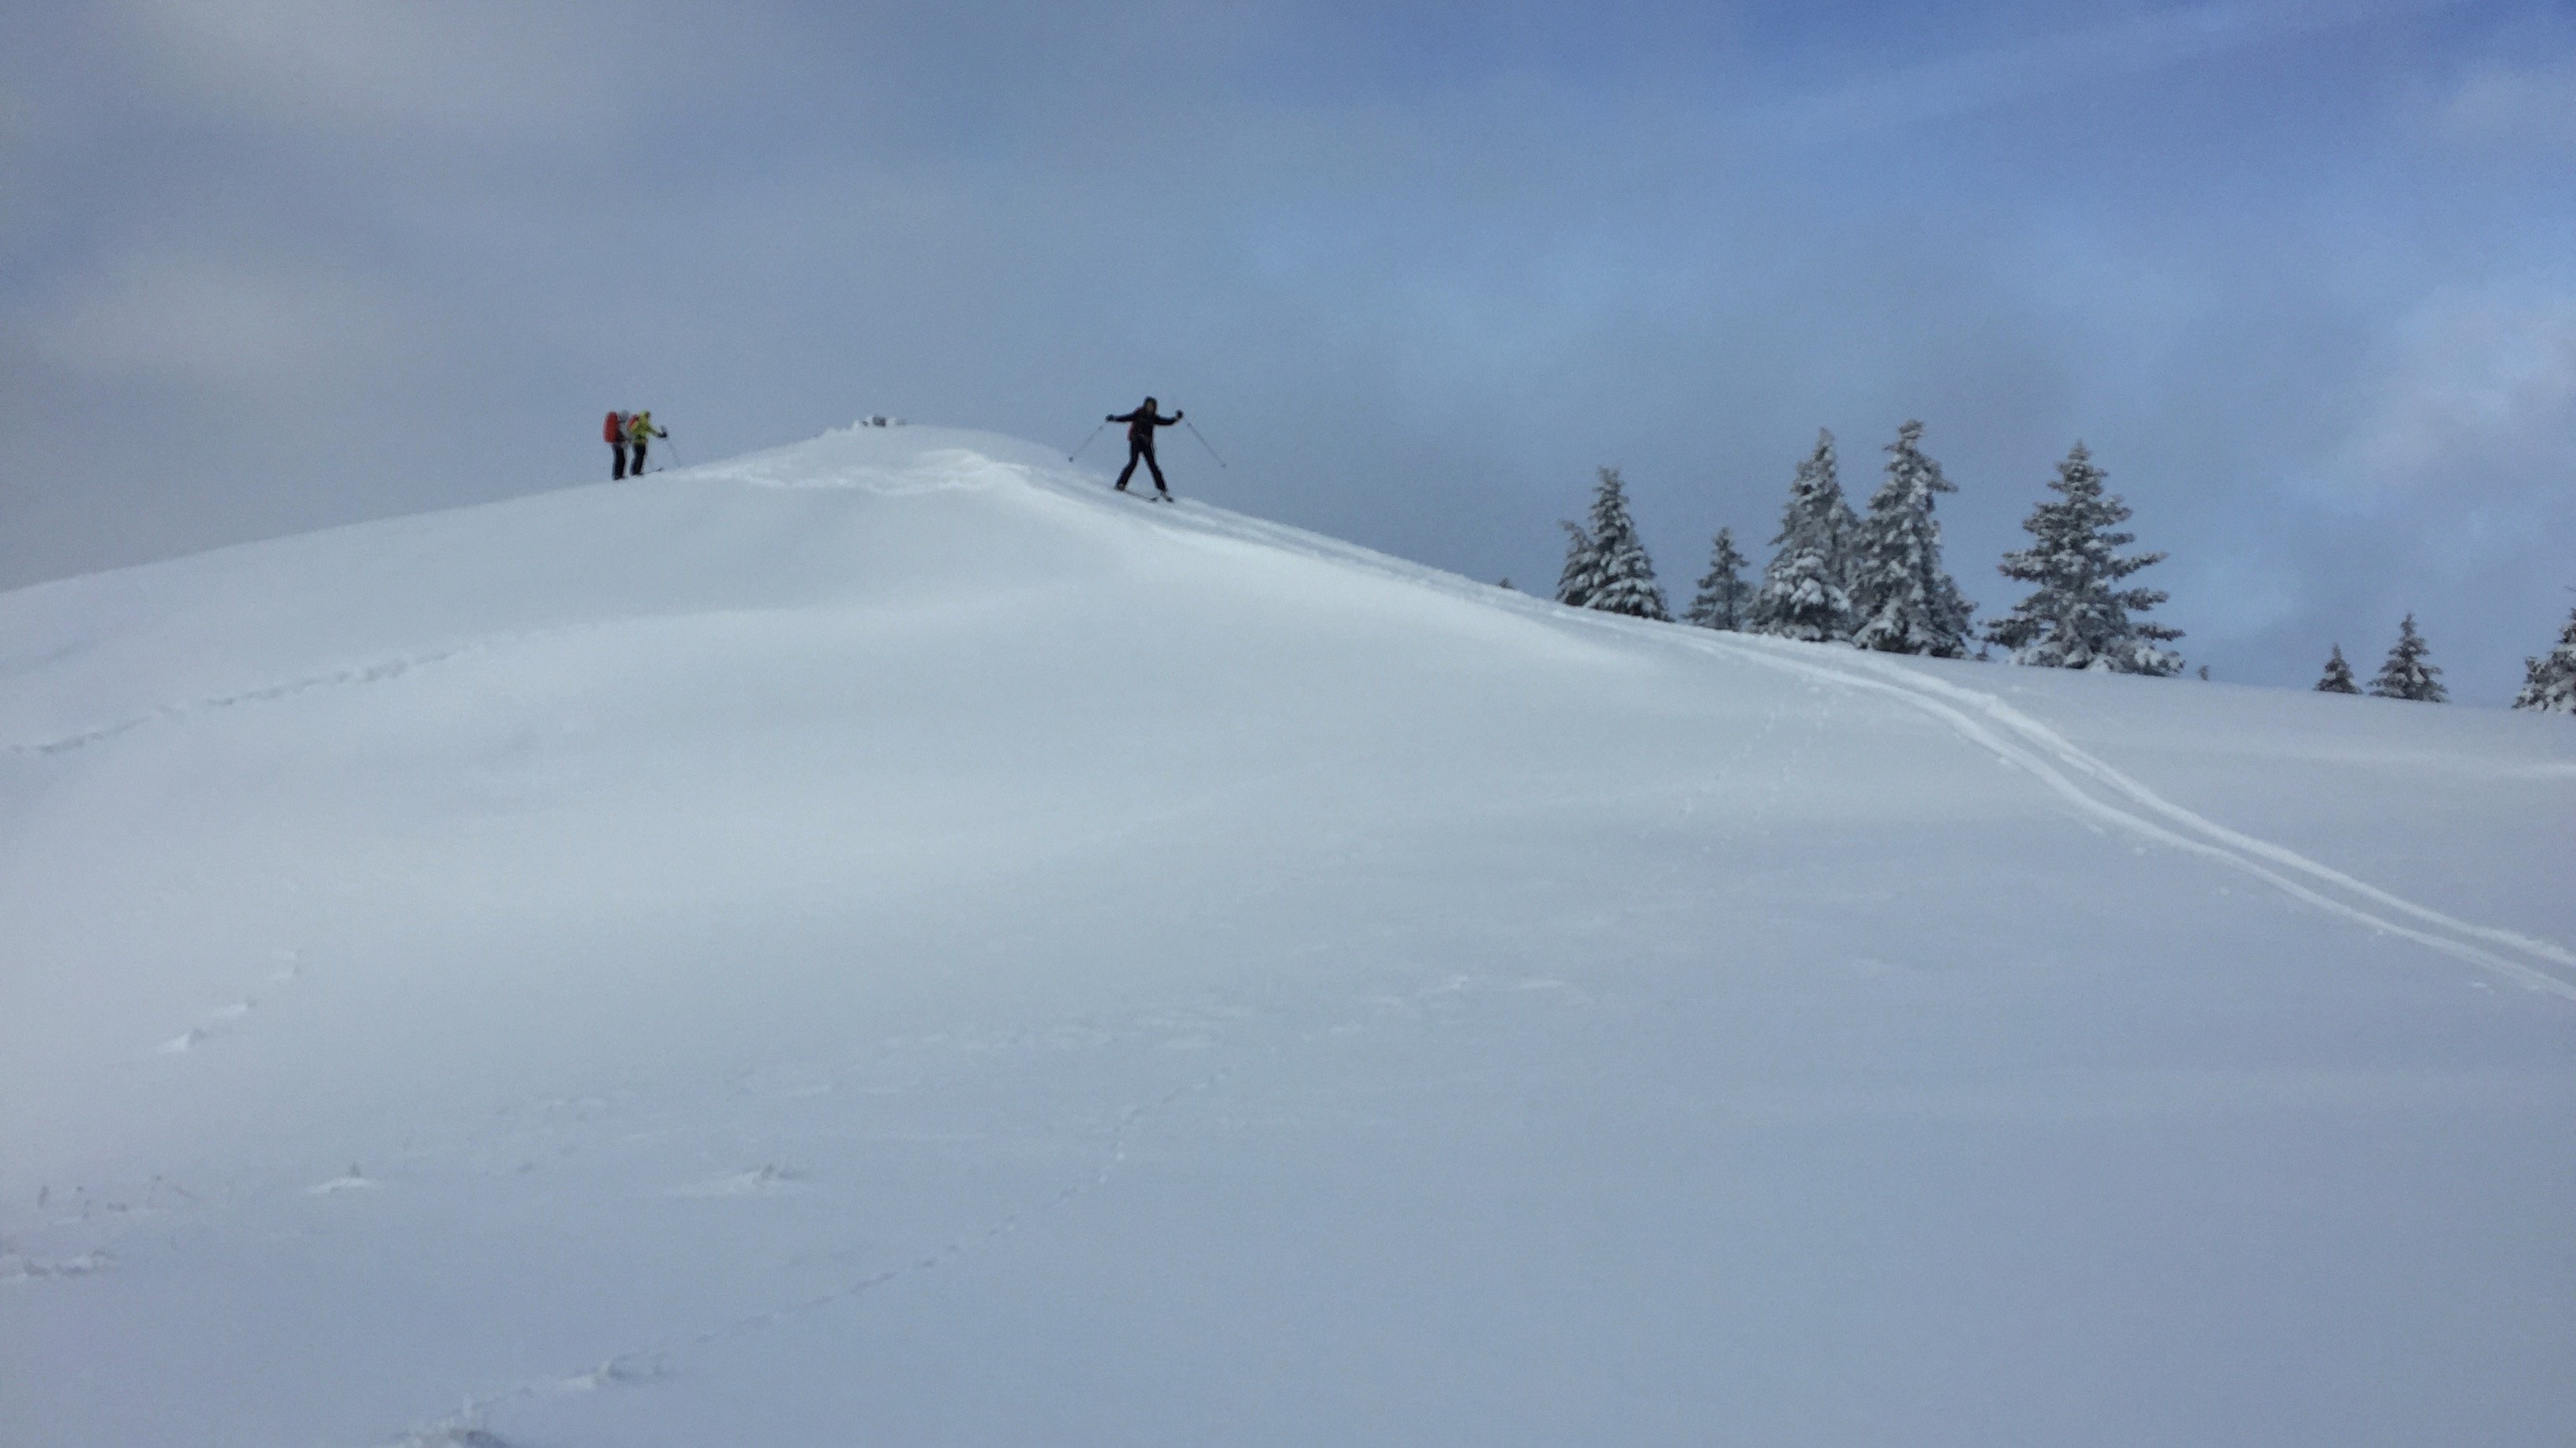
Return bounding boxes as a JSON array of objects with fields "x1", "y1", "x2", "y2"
[{"x1": 604, "y1": 410, "x2": 625, "y2": 443}]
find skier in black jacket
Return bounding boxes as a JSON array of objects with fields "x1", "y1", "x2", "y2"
[{"x1": 1108, "y1": 397, "x2": 1181, "y2": 497}]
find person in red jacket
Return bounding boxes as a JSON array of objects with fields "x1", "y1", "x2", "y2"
[
  {"x1": 605, "y1": 410, "x2": 630, "y2": 479},
  {"x1": 1107, "y1": 397, "x2": 1181, "y2": 498}
]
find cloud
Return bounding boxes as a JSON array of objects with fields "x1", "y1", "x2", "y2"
[
  {"x1": 22, "y1": 248, "x2": 404, "y2": 392},
  {"x1": 109, "y1": 0, "x2": 635, "y2": 144},
  {"x1": 1766, "y1": 0, "x2": 2470, "y2": 139},
  {"x1": 2335, "y1": 279, "x2": 2576, "y2": 507},
  {"x1": 2433, "y1": 57, "x2": 2576, "y2": 154}
]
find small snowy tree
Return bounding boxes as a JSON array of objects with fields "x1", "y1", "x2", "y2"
[
  {"x1": 2315, "y1": 645, "x2": 2361, "y2": 694},
  {"x1": 2368, "y1": 614, "x2": 2446, "y2": 702},
  {"x1": 2511, "y1": 604, "x2": 2576, "y2": 713},
  {"x1": 1849, "y1": 421, "x2": 1975, "y2": 657},
  {"x1": 1559, "y1": 467, "x2": 1668, "y2": 620},
  {"x1": 1685, "y1": 527, "x2": 1752, "y2": 630},
  {"x1": 1748, "y1": 431, "x2": 1858, "y2": 642},
  {"x1": 1983, "y1": 443, "x2": 2181, "y2": 675}
]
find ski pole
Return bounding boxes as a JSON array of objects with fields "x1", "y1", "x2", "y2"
[
  {"x1": 1069, "y1": 421, "x2": 1107, "y2": 462},
  {"x1": 661, "y1": 436, "x2": 687, "y2": 470},
  {"x1": 1182, "y1": 417, "x2": 1228, "y2": 469}
]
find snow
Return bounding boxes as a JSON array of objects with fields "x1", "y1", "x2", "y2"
[{"x1": 3, "y1": 424, "x2": 2573, "y2": 1446}]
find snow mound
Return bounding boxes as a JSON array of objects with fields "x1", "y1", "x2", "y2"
[{"x1": 2, "y1": 425, "x2": 2572, "y2": 1447}]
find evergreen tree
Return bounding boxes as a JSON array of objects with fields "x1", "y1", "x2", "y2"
[
  {"x1": 1558, "y1": 467, "x2": 1668, "y2": 620},
  {"x1": 2314, "y1": 645, "x2": 2361, "y2": 694},
  {"x1": 1849, "y1": 421, "x2": 1975, "y2": 657},
  {"x1": 2368, "y1": 614, "x2": 2447, "y2": 702},
  {"x1": 1983, "y1": 443, "x2": 2182, "y2": 675},
  {"x1": 2511, "y1": 604, "x2": 2576, "y2": 713},
  {"x1": 1685, "y1": 527, "x2": 1752, "y2": 630},
  {"x1": 1554, "y1": 521, "x2": 1600, "y2": 609},
  {"x1": 1748, "y1": 431, "x2": 1858, "y2": 642},
  {"x1": 1822, "y1": 465, "x2": 1863, "y2": 597}
]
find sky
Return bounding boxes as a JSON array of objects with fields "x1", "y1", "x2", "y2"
[{"x1": 3, "y1": 0, "x2": 2572, "y2": 700}]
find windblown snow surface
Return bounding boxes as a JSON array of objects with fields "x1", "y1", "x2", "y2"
[{"x1": 4, "y1": 426, "x2": 2572, "y2": 1447}]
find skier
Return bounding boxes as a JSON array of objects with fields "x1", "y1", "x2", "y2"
[
  {"x1": 626, "y1": 410, "x2": 668, "y2": 473},
  {"x1": 1106, "y1": 397, "x2": 1181, "y2": 498},
  {"x1": 605, "y1": 410, "x2": 630, "y2": 480}
]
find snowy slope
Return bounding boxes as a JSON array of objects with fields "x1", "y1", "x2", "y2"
[{"x1": 3, "y1": 425, "x2": 2571, "y2": 1448}]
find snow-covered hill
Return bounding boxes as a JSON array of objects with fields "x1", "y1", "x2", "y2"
[{"x1": 4, "y1": 425, "x2": 2571, "y2": 1447}]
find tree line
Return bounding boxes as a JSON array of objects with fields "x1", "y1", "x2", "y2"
[{"x1": 1545, "y1": 421, "x2": 2576, "y2": 714}]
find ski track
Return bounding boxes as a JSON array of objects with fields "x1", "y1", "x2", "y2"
[
  {"x1": 0, "y1": 1175, "x2": 208, "y2": 1288},
  {"x1": 1687, "y1": 633, "x2": 2576, "y2": 1004},
  {"x1": 3, "y1": 642, "x2": 500, "y2": 758},
  {"x1": 140, "y1": 950, "x2": 305, "y2": 1062},
  {"x1": 376, "y1": 1053, "x2": 1239, "y2": 1446},
  {"x1": 1110, "y1": 481, "x2": 2575, "y2": 1001},
  {"x1": 372, "y1": 969, "x2": 1573, "y2": 1448},
  {"x1": 421, "y1": 1072, "x2": 1224, "y2": 1446},
  {"x1": 1829, "y1": 649, "x2": 2576, "y2": 972}
]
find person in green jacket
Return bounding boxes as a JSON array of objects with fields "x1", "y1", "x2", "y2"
[{"x1": 626, "y1": 410, "x2": 668, "y2": 473}]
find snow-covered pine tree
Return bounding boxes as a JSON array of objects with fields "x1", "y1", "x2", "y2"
[
  {"x1": 1982, "y1": 443, "x2": 2183, "y2": 675},
  {"x1": 1563, "y1": 467, "x2": 1669, "y2": 620},
  {"x1": 1554, "y1": 521, "x2": 1601, "y2": 609},
  {"x1": 1685, "y1": 527, "x2": 1752, "y2": 630},
  {"x1": 2315, "y1": 645, "x2": 2361, "y2": 694},
  {"x1": 1849, "y1": 420, "x2": 1975, "y2": 657},
  {"x1": 1748, "y1": 431, "x2": 1858, "y2": 642},
  {"x1": 2368, "y1": 614, "x2": 2447, "y2": 702},
  {"x1": 2511, "y1": 604, "x2": 2576, "y2": 713},
  {"x1": 1822, "y1": 466, "x2": 1863, "y2": 598}
]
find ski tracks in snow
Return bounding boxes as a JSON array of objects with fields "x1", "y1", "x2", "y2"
[
  {"x1": 0, "y1": 616, "x2": 628, "y2": 761},
  {"x1": 377, "y1": 1054, "x2": 1241, "y2": 1448},
  {"x1": 3, "y1": 645, "x2": 500, "y2": 758},
  {"x1": 1685, "y1": 633, "x2": 2576, "y2": 1004},
  {"x1": 147, "y1": 949, "x2": 305, "y2": 1060},
  {"x1": 371, "y1": 970, "x2": 1581, "y2": 1448}
]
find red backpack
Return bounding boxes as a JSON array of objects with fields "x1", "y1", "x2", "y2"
[{"x1": 604, "y1": 410, "x2": 625, "y2": 443}]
